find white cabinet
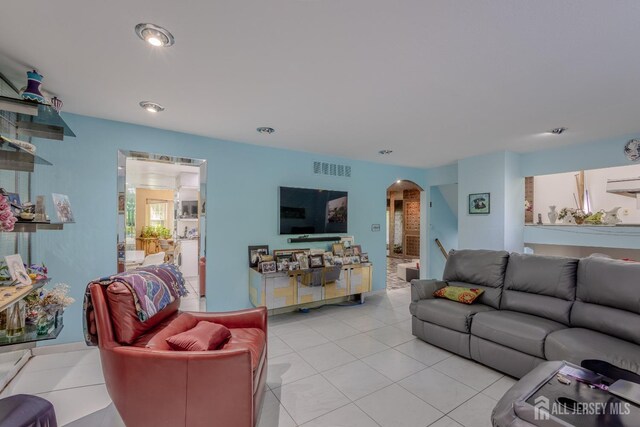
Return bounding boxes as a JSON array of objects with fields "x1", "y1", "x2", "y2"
[{"x1": 177, "y1": 239, "x2": 199, "y2": 278}]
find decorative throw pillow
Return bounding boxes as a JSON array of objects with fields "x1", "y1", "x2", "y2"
[
  {"x1": 166, "y1": 321, "x2": 231, "y2": 351},
  {"x1": 433, "y1": 286, "x2": 484, "y2": 304}
]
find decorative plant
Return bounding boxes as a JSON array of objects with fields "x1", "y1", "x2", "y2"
[
  {"x1": 558, "y1": 207, "x2": 574, "y2": 220},
  {"x1": 141, "y1": 225, "x2": 172, "y2": 239},
  {"x1": 584, "y1": 211, "x2": 604, "y2": 225},
  {"x1": 0, "y1": 195, "x2": 17, "y2": 232},
  {"x1": 41, "y1": 283, "x2": 75, "y2": 308},
  {"x1": 0, "y1": 262, "x2": 47, "y2": 283}
]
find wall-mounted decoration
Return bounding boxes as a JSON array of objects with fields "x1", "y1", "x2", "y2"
[
  {"x1": 52, "y1": 193, "x2": 75, "y2": 223},
  {"x1": 468, "y1": 193, "x2": 490, "y2": 215},
  {"x1": 624, "y1": 139, "x2": 640, "y2": 161},
  {"x1": 118, "y1": 192, "x2": 125, "y2": 213},
  {"x1": 21, "y1": 70, "x2": 47, "y2": 104},
  {"x1": 248, "y1": 245, "x2": 269, "y2": 268}
]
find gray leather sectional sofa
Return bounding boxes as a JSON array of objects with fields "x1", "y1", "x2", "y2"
[{"x1": 410, "y1": 249, "x2": 640, "y2": 378}]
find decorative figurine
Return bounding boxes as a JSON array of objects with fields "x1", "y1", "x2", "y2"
[
  {"x1": 21, "y1": 70, "x2": 46, "y2": 104},
  {"x1": 50, "y1": 97, "x2": 63, "y2": 113},
  {"x1": 537, "y1": 213, "x2": 543, "y2": 225}
]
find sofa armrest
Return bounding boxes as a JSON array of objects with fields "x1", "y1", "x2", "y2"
[
  {"x1": 185, "y1": 307, "x2": 267, "y2": 331},
  {"x1": 411, "y1": 279, "x2": 447, "y2": 302}
]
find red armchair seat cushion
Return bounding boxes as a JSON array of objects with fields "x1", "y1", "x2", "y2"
[
  {"x1": 166, "y1": 321, "x2": 232, "y2": 351},
  {"x1": 133, "y1": 313, "x2": 198, "y2": 349},
  {"x1": 222, "y1": 328, "x2": 266, "y2": 371}
]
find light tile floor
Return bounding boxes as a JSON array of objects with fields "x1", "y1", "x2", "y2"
[{"x1": 1, "y1": 287, "x2": 516, "y2": 426}]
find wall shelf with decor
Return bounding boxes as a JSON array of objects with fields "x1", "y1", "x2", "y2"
[
  {"x1": 249, "y1": 264, "x2": 372, "y2": 310},
  {"x1": 0, "y1": 278, "x2": 50, "y2": 313}
]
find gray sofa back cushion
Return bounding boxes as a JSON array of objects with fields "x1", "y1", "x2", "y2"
[
  {"x1": 501, "y1": 253, "x2": 578, "y2": 324},
  {"x1": 443, "y1": 250, "x2": 509, "y2": 309},
  {"x1": 571, "y1": 256, "x2": 640, "y2": 344}
]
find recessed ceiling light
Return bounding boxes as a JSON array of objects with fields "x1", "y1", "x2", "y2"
[
  {"x1": 378, "y1": 149, "x2": 393, "y2": 155},
  {"x1": 139, "y1": 101, "x2": 165, "y2": 113},
  {"x1": 548, "y1": 127, "x2": 567, "y2": 135},
  {"x1": 396, "y1": 180, "x2": 402, "y2": 184},
  {"x1": 257, "y1": 127, "x2": 275, "y2": 134},
  {"x1": 135, "y1": 23, "x2": 175, "y2": 47}
]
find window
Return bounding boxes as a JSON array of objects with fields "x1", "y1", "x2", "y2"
[{"x1": 147, "y1": 200, "x2": 169, "y2": 228}]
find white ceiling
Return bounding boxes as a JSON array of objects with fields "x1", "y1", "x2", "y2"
[
  {"x1": 1, "y1": 1, "x2": 639, "y2": 168},
  {"x1": 126, "y1": 159, "x2": 198, "y2": 188}
]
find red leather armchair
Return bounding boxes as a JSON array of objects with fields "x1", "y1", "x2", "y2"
[{"x1": 88, "y1": 283, "x2": 267, "y2": 427}]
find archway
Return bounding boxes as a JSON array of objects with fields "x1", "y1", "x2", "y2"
[{"x1": 386, "y1": 180, "x2": 423, "y2": 289}]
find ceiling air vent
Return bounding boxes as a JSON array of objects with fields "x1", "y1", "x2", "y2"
[{"x1": 313, "y1": 161, "x2": 352, "y2": 178}]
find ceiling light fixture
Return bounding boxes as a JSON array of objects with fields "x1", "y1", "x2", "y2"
[
  {"x1": 135, "y1": 23, "x2": 175, "y2": 47},
  {"x1": 257, "y1": 127, "x2": 275, "y2": 134},
  {"x1": 548, "y1": 127, "x2": 567, "y2": 135},
  {"x1": 139, "y1": 101, "x2": 165, "y2": 113},
  {"x1": 396, "y1": 180, "x2": 402, "y2": 184},
  {"x1": 378, "y1": 149, "x2": 393, "y2": 155}
]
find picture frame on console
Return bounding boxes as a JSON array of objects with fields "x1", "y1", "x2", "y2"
[
  {"x1": 360, "y1": 253, "x2": 369, "y2": 263},
  {"x1": 352, "y1": 245, "x2": 362, "y2": 256},
  {"x1": 323, "y1": 253, "x2": 334, "y2": 266},
  {"x1": 309, "y1": 254, "x2": 324, "y2": 268},
  {"x1": 260, "y1": 261, "x2": 276, "y2": 273},
  {"x1": 469, "y1": 192, "x2": 490, "y2": 215},
  {"x1": 332, "y1": 243, "x2": 345, "y2": 256},
  {"x1": 296, "y1": 253, "x2": 310, "y2": 270},
  {"x1": 333, "y1": 257, "x2": 343, "y2": 266},
  {"x1": 248, "y1": 245, "x2": 269, "y2": 268}
]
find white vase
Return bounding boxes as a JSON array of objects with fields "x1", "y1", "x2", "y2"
[{"x1": 547, "y1": 206, "x2": 558, "y2": 224}]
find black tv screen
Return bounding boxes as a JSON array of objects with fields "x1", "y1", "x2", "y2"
[{"x1": 279, "y1": 187, "x2": 348, "y2": 235}]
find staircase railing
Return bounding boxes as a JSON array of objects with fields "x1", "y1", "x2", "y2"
[{"x1": 434, "y1": 238, "x2": 448, "y2": 259}]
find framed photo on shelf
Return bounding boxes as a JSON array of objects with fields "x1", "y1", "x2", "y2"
[
  {"x1": 309, "y1": 254, "x2": 324, "y2": 268},
  {"x1": 469, "y1": 193, "x2": 490, "y2": 215},
  {"x1": 351, "y1": 256, "x2": 361, "y2": 264},
  {"x1": 260, "y1": 261, "x2": 277, "y2": 273},
  {"x1": 52, "y1": 193, "x2": 75, "y2": 223},
  {"x1": 352, "y1": 245, "x2": 362, "y2": 256},
  {"x1": 323, "y1": 253, "x2": 334, "y2": 267},
  {"x1": 332, "y1": 243, "x2": 345, "y2": 256},
  {"x1": 248, "y1": 245, "x2": 269, "y2": 268},
  {"x1": 5, "y1": 193, "x2": 22, "y2": 216},
  {"x1": 289, "y1": 261, "x2": 300, "y2": 271},
  {"x1": 277, "y1": 260, "x2": 290, "y2": 272},
  {"x1": 4, "y1": 254, "x2": 31, "y2": 286},
  {"x1": 333, "y1": 257, "x2": 344, "y2": 266},
  {"x1": 340, "y1": 236, "x2": 354, "y2": 248},
  {"x1": 296, "y1": 253, "x2": 310, "y2": 270},
  {"x1": 360, "y1": 253, "x2": 369, "y2": 263},
  {"x1": 342, "y1": 256, "x2": 352, "y2": 265},
  {"x1": 273, "y1": 249, "x2": 303, "y2": 259}
]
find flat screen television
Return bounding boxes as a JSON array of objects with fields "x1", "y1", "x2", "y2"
[{"x1": 279, "y1": 186, "x2": 348, "y2": 235}]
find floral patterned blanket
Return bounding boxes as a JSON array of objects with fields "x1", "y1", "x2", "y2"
[{"x1": 83, "y1": 263, "x2": 188, "y2": 346}]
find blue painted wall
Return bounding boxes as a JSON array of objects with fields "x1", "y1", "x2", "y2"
[
  {"x1": 428, "y1": 185, "x2": 458, "y2": 279},
  {"x1": 31, "y1": 113, "x2": 426, "y2": 345}
]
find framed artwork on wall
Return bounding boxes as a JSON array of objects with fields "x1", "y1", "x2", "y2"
[{"x1": 469, "y1": 193, "x2": 490, "y2": 215}]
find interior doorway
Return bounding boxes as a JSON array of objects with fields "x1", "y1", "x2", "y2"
[
  {"x1": 117, "y1": 151, "x2": 207, "y2": 311},
  {"x1": 386, "y1": 180, "x2": 423, "y2": 290}
]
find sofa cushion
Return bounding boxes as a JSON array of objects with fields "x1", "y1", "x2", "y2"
[
  {"x1": 572, "y1": 257, "x2": 640, "y2": 344},
  {"x1": 221, "y1": 328, "x2": 266, "y2": 372},
  {"x1": 443, "y1": 250, "x2": 509, "y2": 308},
  {"x1": 166, "y1": 321, "x2": 232, "y2": 351},
  {"x1": 501, "y1": 253, "x2": 578, "y2": 325},
  {"x1": 433, "y1": 286, "x2": 484, "y2": 304},
  {"x1": 106, "y1": 281, "x2": 181, "y2": 345},
  {"x1": 545, "y1": 328, "x2": 640, "y2": 375},
  {"x1": 471, "y1": 310, "x2": 566, "y2": 358},
  {"x1": 414, "y1": 298, "x2": 494, "y2": 333}
]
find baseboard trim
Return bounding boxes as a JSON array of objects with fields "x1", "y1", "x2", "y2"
[{"x1": 32, "y1": 341, "x2": 89, "y2": 356}]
